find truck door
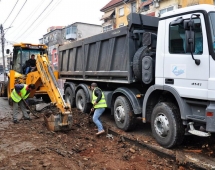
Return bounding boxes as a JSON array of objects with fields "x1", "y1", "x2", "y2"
[{"x1": 163, "y1": 13, "x2": 209, "y2": 100}]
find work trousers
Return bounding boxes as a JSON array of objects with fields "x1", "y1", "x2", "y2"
[
  {"x1": 13, "y1": 100, "x2": 30, "y2": 121},
  {"x1": 93, "y1": 108, "x2": 105, "y2": 132}
]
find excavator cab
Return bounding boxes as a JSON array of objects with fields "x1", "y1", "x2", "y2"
[{"x1": 11, "y1": 44, "x2": 47, "y2": 74}]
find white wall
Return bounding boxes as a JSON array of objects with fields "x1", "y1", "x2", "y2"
[{"x1": 77, "y1": 24, "x2": 102, "y2": 40}]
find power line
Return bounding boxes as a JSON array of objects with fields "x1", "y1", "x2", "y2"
[
  {"x1": 21, "y1": 0, "x2": 63, "y2": 41},
  {"x1": 3, "y1": 0, "x2": 19, "y2": 24},
  {"x1": 14, "y1": 0, "x2": 53, "y2": 41},
  {"x1": 5, "y1": 0, "x2": 27, "y2": 34},
  {"x1": 8, "y1": 0, "x2": 45, "y2": 38}
]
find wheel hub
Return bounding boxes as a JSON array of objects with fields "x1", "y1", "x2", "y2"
[
  {"x1": 154, "y1": 113, "x2": 169, "y2": 137},
  {"x1": 77, "y1": 96, "x2": 84, "y2": 109},
  {"x1": 115, "y1": 106, "x2": 125, "y2": 123}
]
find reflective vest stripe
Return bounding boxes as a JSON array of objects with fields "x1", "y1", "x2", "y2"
[
  {"x1": 11, "y1": 90, "x2": 21, "y2": 102},
  {"x1": 11, "y1": 85, "x2": 29, "y2": 102},
  {"x1": 92, "y1": 88, "x2": 107, "y2": 108}
]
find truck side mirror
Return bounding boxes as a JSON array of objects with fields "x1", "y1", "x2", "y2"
[
  {"x1": 184, "y1": 16, "x2": 200, "y2": 65},
  {"x1": 185, "y1": 30, "x2": 195, "y2": 53},
  {"x1": 6, "y1": 49, "x2": 10, "y2": 54}
]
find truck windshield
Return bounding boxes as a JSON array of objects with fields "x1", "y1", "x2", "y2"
[
  {"x1": 209, "y1": 13, "x2": 215, "y2": 52},
  {"x1": 13, "y1": 49, "x2": 45, "y2": 73}
]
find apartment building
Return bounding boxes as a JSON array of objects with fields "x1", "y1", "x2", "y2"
[
  {"x1": 101, "y1": 0, "x2": 215, "y2": 31},
  {"x1": 100, "y1": 0, "x2": 139, "y2": 32},
  {"x1": 141, "y1": 0, "x2": 214, "y2": 17},
  {"x1": 39, "y1": 23, "x2": 102, "y2": 70}
]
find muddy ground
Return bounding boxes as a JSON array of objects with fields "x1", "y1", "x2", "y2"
[{"x1": 0, "y1": 97, "x2": 194, "y2": 170}]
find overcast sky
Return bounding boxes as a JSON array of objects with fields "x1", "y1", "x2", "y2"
[{"x1": 0, "y1": 0, "x2": 110, "y2": 48}]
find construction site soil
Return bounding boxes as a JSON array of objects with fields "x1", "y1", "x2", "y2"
[{"x1": 0, "y1": 97, "x2": 211, "y2": 170}]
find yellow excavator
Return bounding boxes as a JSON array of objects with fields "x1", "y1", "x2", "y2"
[{"x1": 3, "y1": 42, "x2": 72, "y2": 131}]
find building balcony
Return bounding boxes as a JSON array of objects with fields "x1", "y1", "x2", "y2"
[{"x1": 65, "y1": 33, "x2": 77, "y2": 40}]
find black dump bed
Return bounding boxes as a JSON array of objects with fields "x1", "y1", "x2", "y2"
[{"x1": 58, "y1": 13, "x2": 159, "y2": 84}]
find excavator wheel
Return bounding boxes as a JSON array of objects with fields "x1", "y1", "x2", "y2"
[{"x1": 44, "y1": 112, "x2": 72, "y2": 131}]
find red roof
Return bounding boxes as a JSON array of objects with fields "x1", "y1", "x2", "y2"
[{"x1": 100, "y1": 0, "x2": 122, "y2": 11}]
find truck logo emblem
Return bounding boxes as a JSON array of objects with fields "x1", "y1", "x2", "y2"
[{"x1": 172, "y1": 66, "x2": 184, "y2": 76}]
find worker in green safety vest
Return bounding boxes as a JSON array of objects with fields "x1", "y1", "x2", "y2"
[
  {"x1": 11, "y1": 84, "x2": 35, "y2": 124},
  {"x1": 90, "y1": 82, "x2": 107, "y2": 136}
]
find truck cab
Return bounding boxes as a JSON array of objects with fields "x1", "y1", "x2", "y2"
[{"x1": 143, "y1": 5, "x2": 215, "y2": 147}]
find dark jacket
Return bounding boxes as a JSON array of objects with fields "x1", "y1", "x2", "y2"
[
  {"x1": 26, "y1": 59, "x2": 36, "y2": 67},
  {"x1": 94, "y1": 88, "x2": 102, "y2": 103}
]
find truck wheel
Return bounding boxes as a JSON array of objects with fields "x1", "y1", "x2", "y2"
[
  {"x1": 2, "y1": 81, "x2": 8, "y2": 97},
  {"x1": 65, "y1": 87, "x2": 75, "y2": 108},
  {"x1": 114, "y1": 96, "x2": 136, "y2": 131},
  {"x1": 0, "y1": 83, "x2": 3, "y2": 97},
  {"x1": 151, "y1": 102, "x2": 185, "y2": 148},
  {"x1": 76, "y1": 89, "x2": 90, "y2": 113},
  {"x1": 133, "y1": 46, "x2": 147, "y2": 81}
]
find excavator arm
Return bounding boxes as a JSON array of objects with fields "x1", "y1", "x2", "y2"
[{"x1": 31, "y1": 54, "x2": 72, "y2": 131}]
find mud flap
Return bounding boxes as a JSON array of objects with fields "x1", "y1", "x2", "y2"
[{"x1": 44, "y1": 113, "x2": 72, "y2": 131}]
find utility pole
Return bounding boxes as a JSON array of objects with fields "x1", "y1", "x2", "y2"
[{"x1": 0, "y1": 24, "x2": 6, "y2": 82}]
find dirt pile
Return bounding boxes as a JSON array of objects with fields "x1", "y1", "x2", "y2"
[{"x1": 0, "y1": 103, "x2": 177, "y2": 170}]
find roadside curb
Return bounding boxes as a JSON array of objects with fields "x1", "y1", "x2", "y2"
[{"x1": 105, "y1": 126, "x2": 215, "y2": 170}]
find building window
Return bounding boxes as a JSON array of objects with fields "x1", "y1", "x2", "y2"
[
  {"x1": 66, "y1": 27, "x2": 71, "y2": 34},
  {"x1": 119, "y1": 7, "x2": 124, "y2": 16},
  {"x1": 103, "y1": 25, "x2": 113, "y2": 32},
  {"x1": 119, "y1": 23, "x2": 124, "y2": 27},
  {"x1": 66, "y1": 26, "x2": 77, "y2": 35},
  {"x1": 131, "y1": 2, "x2": 136, "y2": 13},
  {"x1": 142, "y1": 5, "x2": 150, "y2": 11},
  {"x1": 160, "y1": 6, "x2": 174, "y2": 15},
  {"x1": 71, "y1": 26, "x2": 77, "y2": 34}
]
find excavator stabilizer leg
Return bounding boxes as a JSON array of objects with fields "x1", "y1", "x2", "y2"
[{"x1": 44, "y1": 113, "x2": 72, "y2": 131}]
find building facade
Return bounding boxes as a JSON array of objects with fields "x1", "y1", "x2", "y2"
[
  {"x1": 39, "y1": 23, "x2": 102, "y2": 70},
  {"x1": 63, "y1": 22, "x2": 102, "y2": 41},
  {"x1": 100, "y1": 0, "x2": 215, "y2": 30},
  {"x1": 100, "y1": 0, "x2": 140, "y2": 32},
  {"x1": 141, "y1": 0, "x2": 214, "y2": 17}
]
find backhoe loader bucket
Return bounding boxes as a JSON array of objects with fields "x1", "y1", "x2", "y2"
[{"x1": 44, "y1": 112, "x2": 72, "y2": 131}]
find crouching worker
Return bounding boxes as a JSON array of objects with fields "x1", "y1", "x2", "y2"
[
  {"x1": 90, "y1": 83, "x2": 107, "y2": 135},
  {"x1": 11, "y1": 84, "x2": 35, "y2": 123}
]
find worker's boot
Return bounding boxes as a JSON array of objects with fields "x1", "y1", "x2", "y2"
[
  {"x1": 23, "y1": 117, "x2": 32, "y2": 121},
  {"x1": 13, "y1": 119, "x2": 19, "y2": 124}
]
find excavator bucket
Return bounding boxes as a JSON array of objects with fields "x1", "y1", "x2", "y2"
[{"x1": 44, "y1": 112, "x2": 72, "y2": 131}]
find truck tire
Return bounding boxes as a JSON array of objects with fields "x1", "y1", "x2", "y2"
[
  {"x1": 0, "y1": 83, "x2": 3, "y2": 97},
  {"x1": 65, "y1": 87, "x2": 75, "y2": 108},
  {"x1": 0, "y1": 82, "x2": 7, "y2": 97},
  {"x1": 76, "y1": 89, "x2": 90, "y2": 113},
  {"x1": 133, "y1": 46, "x2": 147, "y2": 81},
  {"x1": 114, "y1": 96, "x2": 136, "y2": 131},
  {"x1": 2, "y1": 81, "x2": 8, "y2": 97},
  {"x1": 151, "y1": 102, "x2": 185, "y2": 148}
]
